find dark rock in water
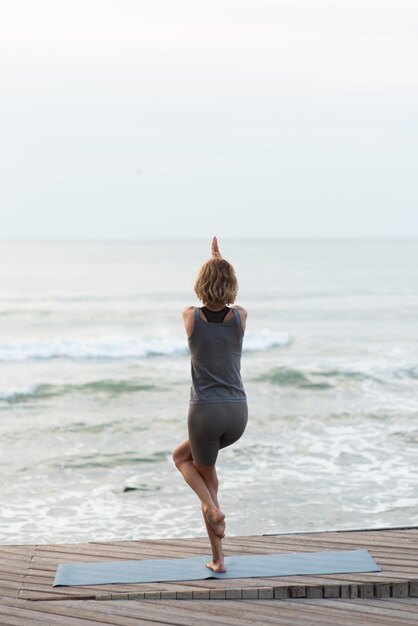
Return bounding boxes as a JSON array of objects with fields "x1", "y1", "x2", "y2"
[{"x1": 123, "y1": 484, "x2": 162, "y2": 493}]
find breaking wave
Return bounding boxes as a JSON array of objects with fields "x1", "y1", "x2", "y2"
[{"x1": 0, "y1": 330, "x2": 291, "y2": 362}]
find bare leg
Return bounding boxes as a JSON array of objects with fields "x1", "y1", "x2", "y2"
[
  {"x1": 200, "y1": 480, "x2": 226, "y2": 572},
  {"x1": 173, "y1": 440, "x2": 225, "y2": 538}
]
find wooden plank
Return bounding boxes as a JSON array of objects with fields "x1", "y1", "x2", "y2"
[
  {"x1": 253, "y1": 599, "x2": 416, "y2": 626},
  {"x1": 243, "y1": 602, "x2": 394, "y2": 626},
  {"x1": 261, "y1": 529, "x2": 418, "y2": 541},
  {"x1": 5, "y1": 595, "x2": 243, "y2": 626},
  {"x1": 0, "y1": 611, "x2": 50, "y2": 626},
  {"x1": 285, "y1": 597, "x2": 418, "y2": 623},
  {"x1": 380, "y1": 597, "x2": 418, "y2": 605},
  {"x1": 88, "y1": 537, "x2": 209, "y2": 550},
  {"x1": 0, "y1": 562, "x2": 32, "y2": 575},
  {"x1": 262, "y1": 525, "x2": 418, "y2": 537},
  {"x1": 226, "y1": 596, "x2": 418, "y2": 626},
  {"x1": 264, "y1": 598, "x2": 417, "y2": 626},
  {"x1": 0, "y1": 579, "x2": 24, "y2": 593},
  {"x1": 307, "y1": 539, "x2": 418, "y2": 552},
  {"x1": 128, "y1": 599, "x2": 328, "y2": 626},
  {"x1": 0, "y1": 571, "x2": 25, "y2": 582},
  {"x1": 35, "y1": 542, "x2": 204, "y2": 559},
  {"x1": 2, "y1": 596, "x2": 167, "y2": 625},
  {"x1": 0, "y1": 545, "x2": 34, "y2": 600},
  {"x1": 0, "y1": 588, "x2": 29, "y2": 599},
  {"x1": 227, "y1": 534, "x2": 418, "y2": 551},
  {"x1": 0, "y1": 552, "x2": 35, "y2": 563},
  {"x1": 338, "y1": 597, "x2": 418, "y2": 614},
  {"x1": 22, "y1": 597, "x2": 418, "y2": 626},
  {"x1": 273, "y1": 531, "x2": 418, "y2": 546},
  {"x1": 59, "y1": 598, "x2": 307, "y2": 626},
  {"x1": 0, "y1": 601, "x2": 145, "y2": 626},
  {"x1": 0, "y1": 555, "x2": 31, "y2": 571},
  {"x1": 143, "y1": 597, "x2": 336, "y2": 625},
  {"x1": 0, "y1": 545, "x2": 36, "y2": 554}
]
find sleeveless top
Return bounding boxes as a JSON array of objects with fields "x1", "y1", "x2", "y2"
[
  {"x1": 201, "y1": 305, "x2": 230, "y2": 323},
  {"x1": 188, "y1": 306, "x2": 247, "y2": 404}
]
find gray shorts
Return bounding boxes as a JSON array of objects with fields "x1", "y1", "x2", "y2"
[{"x1": 187, "y1": 401, "x2": 248, "y2": 466}]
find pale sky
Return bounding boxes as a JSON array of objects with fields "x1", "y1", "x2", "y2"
[{"x1": 0, "y1": 0, "x2": 417, "y2": 239}]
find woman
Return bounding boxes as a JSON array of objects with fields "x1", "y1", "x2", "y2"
[{"x1": 172, "y1": 236, "x2": 248, "y2": 573}]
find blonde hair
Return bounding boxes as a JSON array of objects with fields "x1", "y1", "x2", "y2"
[{"x1": 194, "y1": 258, "x2": 238, "y2": 306}]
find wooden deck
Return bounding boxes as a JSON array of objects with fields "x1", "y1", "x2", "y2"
[{"x1": 1, "y1": 526, "x2": 418, "y2": 624}]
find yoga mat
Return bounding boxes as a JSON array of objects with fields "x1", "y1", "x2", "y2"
[{"x1": 53, "y1": 548, "x2": 380, "y2": 586}]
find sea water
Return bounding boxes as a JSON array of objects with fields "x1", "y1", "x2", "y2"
[{"x1": 0, "y1": 239, "x2": 417, "y2": 544}]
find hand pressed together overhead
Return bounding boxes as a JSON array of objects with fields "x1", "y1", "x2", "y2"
[{"x1": 211, "y1": 236, "x2": 222, "y2": 259}]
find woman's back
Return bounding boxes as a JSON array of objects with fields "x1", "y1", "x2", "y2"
[{"x1": 187, "y1": 306, "x2": 247, "y2": 404}]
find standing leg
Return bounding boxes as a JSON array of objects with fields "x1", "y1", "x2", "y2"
[
  {"x1": 172, "y1": 440, "x2": 225, "y2": 538},
  {"x1": 194, "y1": 461, "x2": 226, "y2": 572}
]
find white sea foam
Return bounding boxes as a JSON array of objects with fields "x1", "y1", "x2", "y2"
[
  {"x1": 243, "y1": 329, "x2": 291, "y2": 351},
  {"x1": 0, "y1": 385, "x2": 38, "y2": 400},
  {"x1": 0, "y1": 334, "x2": 185, "y2": 361},
  {"x1": 0, "y1": 329, "x2": 290, "y2": 361}
]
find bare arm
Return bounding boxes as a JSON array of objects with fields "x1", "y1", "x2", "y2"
[
  {"x1": 182, "y1": 305, "x2": 195, "y2": 339},
  {"x1": 233, "y1": 304, "x2": 247, "y2": 334},
  {"x1": 211, "y1": 236, "x2": 247, "y2": 333}
]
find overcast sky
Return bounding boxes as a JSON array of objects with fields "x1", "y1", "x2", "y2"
[{"x1": 0, "y1": 0, "x2": 417, "y2": 239}]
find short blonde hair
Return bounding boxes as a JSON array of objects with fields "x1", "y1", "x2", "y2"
[{"x1": 194, "y1": 258, "x2": 238, "y2": 305}]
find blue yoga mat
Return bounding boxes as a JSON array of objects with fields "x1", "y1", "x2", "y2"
[{"x1": 53, "y1": 548, "x2": 380, "y2": 586}]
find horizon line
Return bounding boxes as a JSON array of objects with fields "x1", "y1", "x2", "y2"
[{"x1": 1, "y1": 236, "x2": 417, "y2": 242}]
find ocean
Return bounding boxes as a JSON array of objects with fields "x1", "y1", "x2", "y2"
[{"x1": 0, "y1": 238, "x2": 417, "y2": 545}]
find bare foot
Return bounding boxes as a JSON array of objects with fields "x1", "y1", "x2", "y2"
[
  {"x1": 203, "y1": 504, "x2": 226, "y2": 538},
  {"x1": 206, "y1": 559, "x2": 227, "y2": 573}
]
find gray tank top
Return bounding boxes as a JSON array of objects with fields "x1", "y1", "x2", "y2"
[{"x1": 188, "y1": 307, "x2": 247, "y2": 404}]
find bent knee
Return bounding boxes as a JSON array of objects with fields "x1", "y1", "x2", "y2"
[
  {"x1": 172, "y1": 451, "x2": 183, "y2": 467},
  {"x1": 172, "y1": 447, "x2": 190, "y2": 467}
]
